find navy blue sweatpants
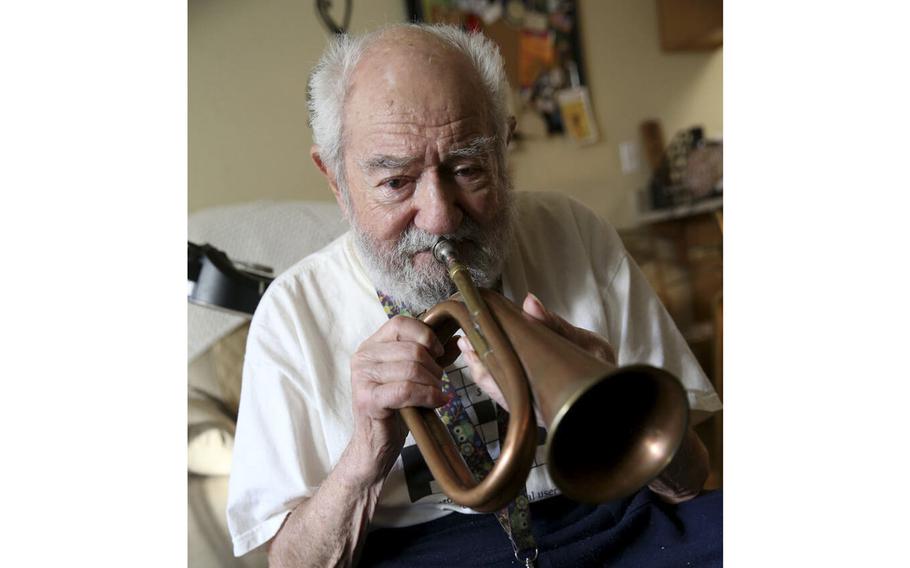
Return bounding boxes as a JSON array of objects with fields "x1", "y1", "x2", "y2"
[{"x1": 360, "y1": 489, "x2": 722, "y2": 567}]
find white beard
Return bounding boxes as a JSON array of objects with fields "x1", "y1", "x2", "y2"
[{"x1": 351, "y1": 192, "x2": 515, "y2": 314}]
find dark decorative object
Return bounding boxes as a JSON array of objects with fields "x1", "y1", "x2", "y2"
[
  {"x1": 648, "y1": 127, "x2": 722, "y2": 210},
  {"x1": 188, "y1": 242, "x2": 274, "y2": 316}
]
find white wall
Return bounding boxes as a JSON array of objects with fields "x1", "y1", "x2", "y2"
[{"x1": 189, "y1": 0, "x2": 722, "y2": 229}]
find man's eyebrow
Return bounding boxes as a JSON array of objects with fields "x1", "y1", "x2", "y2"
[
  {"x1": 358, "y1": 155, "x2": 418, "y2": 172},
  {"x1": 445, "y1": 136, "x2": 496, "y2": 160},
  {"x1": 358, "y1": 136, "x2": 496, "y2": 172}
]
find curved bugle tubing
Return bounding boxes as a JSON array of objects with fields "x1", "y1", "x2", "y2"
[
  {"x1": 398, "y1": 239, "x2": 690, "y2": 512},
  {"x1": 400, "y1": 298, "x2": 538, "y2": 513}
]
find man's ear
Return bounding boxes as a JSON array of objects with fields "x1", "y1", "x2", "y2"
[
  {"x1": 506, "y1": 116, "x2": 517, "y2": 147},
  {"x1": 310, "y1": 145, "x2": 346, "y2": 214}
]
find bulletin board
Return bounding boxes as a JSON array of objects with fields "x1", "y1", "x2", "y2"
[{"x1": 405, "y1": 0, "x2": 597, "y2": 143}]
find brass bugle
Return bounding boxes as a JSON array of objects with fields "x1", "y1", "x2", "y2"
[{"x1": 397, "y1": 238, "x2": 690, "y2": 512}]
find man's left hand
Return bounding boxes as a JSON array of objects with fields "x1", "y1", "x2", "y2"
[{"x1": 456, "y1": 292, "x2": 615, "y2": 418}]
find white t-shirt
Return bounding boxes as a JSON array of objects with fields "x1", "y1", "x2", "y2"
[{"x1": 226, "y1": 192, "x2": 722, "y2": 556}]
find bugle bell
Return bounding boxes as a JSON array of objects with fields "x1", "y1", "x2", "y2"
[{"x1": 398, "y1": 239, "x2": 690, "y2": 513}]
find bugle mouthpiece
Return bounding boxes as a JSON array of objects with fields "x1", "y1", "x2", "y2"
[{"x1": 432, "y1": 238, "x2": 460, "y2": 267}]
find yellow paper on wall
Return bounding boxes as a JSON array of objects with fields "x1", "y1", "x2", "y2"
[{"x1": 557, "y1": 86, "x2": 598, "y2": 144}]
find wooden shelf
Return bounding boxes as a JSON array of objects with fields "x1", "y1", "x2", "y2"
[
  {"x1": 657, "y1": 0, "x2": 723, "y2": 52},
  {"x1": 637, "y1": 195, "x2": 723, "y2": 225}
]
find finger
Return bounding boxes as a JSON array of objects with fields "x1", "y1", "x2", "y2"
[
  {"x1": 522, "y1": 293, "x2": 617, "y2": 364},
  {"x1": 455, "y1": 337, "x2": 506, "y2": 404},
  {"x1": 456, "y1": 337, "x2": 483, "y2": 377},
  {"x1": 457, "y1": 338, "x2": 487, "y2": 381},
  {"x1": 358, "y1": 360, "x2": 445, "y2": 389},
  {"x1": 371, "y1": 315, "x2": 445, "y2": 357},
  {"x1": 581, "y1": 330, "x2": 618, "y2": 364},
  {"x1": 456, "y1": 336, "x2": 474, "y2": 355},
  {"x1": 369, "y1": 381, "x2": 450, "y2": 411},
  {"x1": 522, "y1": 293, "x2": 572, "y2": 337},
  {"x1": 522, "y1": 292, "x2": 547, "y2": 321},
  {"x1": 356, "y1": 341, "x2": 444, "y2": 378},
  {"x1": 458, "y1": 338, "x2": 481, "y2": 368}
]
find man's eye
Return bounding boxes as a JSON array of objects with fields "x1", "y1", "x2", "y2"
[
  {"x1": 455, "y1": 167, "x2": 481, "y2": 178},
  {"x1": 384, "y1": 178, "x2": 409, "y2": 190}
]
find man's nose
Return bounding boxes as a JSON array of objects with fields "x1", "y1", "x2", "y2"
[{"x1": 414, "y1": 173, "x2": 462, "y2": 235}]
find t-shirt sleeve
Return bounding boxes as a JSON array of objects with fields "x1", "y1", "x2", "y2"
[
  {"x1": 569, "y1": 198, "x2": 722, "y2": 417},
  {"x1": 225, "y1": 282, "x2": 331, "y2": 556},
  {"x1": 605, "y1": 252, "x2": 722, "y2": 415}
]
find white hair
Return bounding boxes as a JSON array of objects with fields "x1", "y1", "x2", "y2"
[{"x1": 306, "y1": 23, "x2": 512, "y2": 191}]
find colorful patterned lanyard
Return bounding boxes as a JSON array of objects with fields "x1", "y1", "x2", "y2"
[{"x1": 378, "y1": 290, "x2": 539, "y2": 566}]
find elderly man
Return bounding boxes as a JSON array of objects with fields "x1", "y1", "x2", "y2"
[{"x1": 227, "y1": 24, "x2": 722, "y2": 567}]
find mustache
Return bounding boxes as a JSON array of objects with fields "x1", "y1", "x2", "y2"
[{"x1": 395, "y1": 218, "x2": 486, "y2": 257}]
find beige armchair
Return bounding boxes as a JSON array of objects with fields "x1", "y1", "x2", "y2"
[{"x1": 188, "y1": 200, "x2": 346, "y2": 567}]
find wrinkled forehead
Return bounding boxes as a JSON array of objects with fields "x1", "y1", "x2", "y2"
[{"x1": 343, "y1": 33, "x2": 491, "y2": 143}]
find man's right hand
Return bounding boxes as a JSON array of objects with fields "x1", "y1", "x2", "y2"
[{"x1": 345, "y1": 315, "x2": 450, "y2": 487}]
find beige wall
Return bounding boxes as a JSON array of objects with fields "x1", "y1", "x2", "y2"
[{"x1": 189, "y1": 0, "x2": 722, "y2": 229}]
